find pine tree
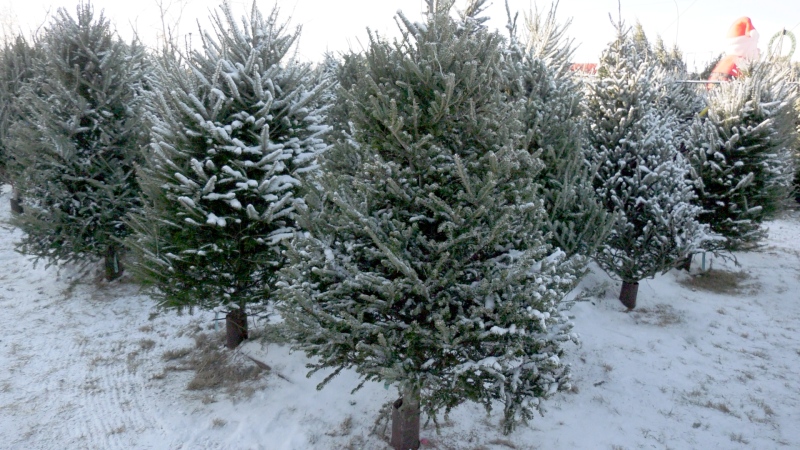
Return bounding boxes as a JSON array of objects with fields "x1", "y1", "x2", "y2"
[
  {"x1": 278, "y1": 1, "x2": 578, "y2": 446},
  {"x1": 585, "y1": 22, "x2": 707, "y2": 308},
  {"x1": 7, "y1": 2, "x2": 147, "y2": 280},
  {"x1": 502, "y1": 4, "x2": 613, "y2": 260},
  {"x1": 126, "y1": 1, "x2": 326, "y2": 349},
  {"x1": 687, "y1": 62, "x2": 797, "y2": 250},
  {"x1": 313, "y1": 51, "x2": 366, "y2": 177},
  {"x1": 794, "y1": 94, "x2": 800, "y2": 203},
  {"x1": 0, "y1": 34, "x2": 40, "y2": 214}
]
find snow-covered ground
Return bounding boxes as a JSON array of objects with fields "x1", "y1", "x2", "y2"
[{"x1": 1, "y1": 182, "x2": 799, "y2": 450}]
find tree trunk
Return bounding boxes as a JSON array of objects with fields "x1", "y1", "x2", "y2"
[
  {"x1": 678, "y1": 254, "x2": 692, "y2": 272},
  {"x1": 619, "y1": 281, "x2": 639, "y2": 309},
  {"x1": 225, "y1": 308, "x2": 248, "y2": 349},
  {"x1": 391, "y1": 389, "x2": 420, "y2": 450},
  {"x1": 104, "y1": 245, "x2": 124, "y2": 281},
  {"x1": 9, "y1": 186, "x2": 23, "y2": 215}
]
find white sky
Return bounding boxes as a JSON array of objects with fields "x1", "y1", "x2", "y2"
[{"x1": 2, "y1": 0, "x2": 799, "y2": 71}]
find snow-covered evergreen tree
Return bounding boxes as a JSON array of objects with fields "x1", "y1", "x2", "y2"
[
  {"x1": 0, "y1": 34, "x2": 40, "y2": 213},
  {"x1": 126, "y1": 1, "x2": 326, "y2": 348},
  {"x1": 314, "y1": 51, "x2": 377, "y2": 184},
  {"x1": 278, "y1": 1, "x2": 578, "y2": 445},
  {"x1": 7, "y1": 2, "x2": 147, "y2": 280},
  {"x1": 585, "y1": 22, "x2": 706, "y2": 308},
  {"x1": 794, "y1": 94, "x2": 800, "y2": 203},
  {"x1": 502, "y1": 4, "x2": 613, "y2": 260},
  {"x1": 687, "y1": 62, "x2": 797, "y2": 250},
  {"x1": 627, "y1": 24, "x2": 703, "y2": 130}
]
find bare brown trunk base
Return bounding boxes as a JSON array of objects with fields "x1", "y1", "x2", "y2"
[
  {"x1": 678, "y1": 255, "x2": 692, "y2": 272},
  {"x1": 10, "y1": 187, "x2": 23, "y2": 215},
  {"x1": 104, "y1": 246, "x2": 124, "y2": 281},
  {"x1": 391, "y1": 397, "x2": 420, "y2": 450},
  {"x1": 619, "y1": 281, "x2": 639, "y2": 309},
  {"x1": 9, "y1": 197, "x2": 23, "y2": 215},
  {"x1": 226, "y1": 309, "x2": 248, "y2": 349}
]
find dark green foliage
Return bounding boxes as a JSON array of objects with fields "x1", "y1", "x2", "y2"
[
  {"x1": 585, "y1": 22, "x2": 706, "y2": 283},
  {"x1": 793, "y1": 90, "x2": 800, "y2": 203},
  {"x1": 0, "y1": 35, "x2": 40, "y2": 183},
  {"x1": 314, "y1": 52, "x2": 367, "y2": 178},
  {"x1": 502, "y1": 4, "x2": 613, "y2": 259},
  {"x1": 278, "y1": 0, "x2": 578, "y2": 434},
  {"x1": 8, "y1": 2, "x2": 146, "y2": 278},
  {"x1": 687, "y1": 63, "x2": 798, "y2": 250},
  {"x1": 126, "y1": 2, "x2": 325, "y2": 313}
]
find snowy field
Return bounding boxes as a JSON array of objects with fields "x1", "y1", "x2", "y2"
[{"x1": 1, "y1": 182, "x2": 799, "y2": 450}]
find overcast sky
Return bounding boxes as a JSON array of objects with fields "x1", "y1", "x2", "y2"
[{"x1": 2, "y1": 0, "x2": 798, "y2": 71}]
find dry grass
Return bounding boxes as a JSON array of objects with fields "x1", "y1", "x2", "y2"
[
  {"x1": 162, "y1": 347, "x2": 193, "y2": 361},
  {"x1": 139, "y1": 339, "x2": 156, "y2": 351},
  {"x1": 212, "y1": 418, "x2": 226, "y2": 428},
  {"x1": 161, "y1": 332, "x2": 266, "y2": 396},
  {"x1": 678, "y1": 269, "x2": 754, "y2": 295},
  {"x1": 327, "y1": 416, "x2": 354, "y2": 437},
  {"x1": 729, "y1": 433, "x2": 749, "y2": 444},
  {"x1": 703, "y1": 400, "x2": 739, "y2": 417},
  {"x1": 631, "y1": 304, "x2": 683, "y2": 326}
]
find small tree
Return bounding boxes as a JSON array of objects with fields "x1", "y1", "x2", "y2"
[
  {"x1": 585, "y1": 21, "x2": 706, "y2": 308},
  {"x1": 8, "y1": 2, "x2": 147, "y2": 280},
  {"x1": 278, "y1": 2, "x2": 578, "y2": 447},
  {"x1": 126, "y1": 1, "x2": 325, "y2": 349},
  {"x1": 687, "y1": 62, "x2": 798, "y2": 250}
]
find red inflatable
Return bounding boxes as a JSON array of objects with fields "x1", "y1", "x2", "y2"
[{"x1": 709, "y1": 16, "x2": 760, "y2": 82}]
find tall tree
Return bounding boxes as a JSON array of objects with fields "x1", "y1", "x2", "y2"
[
  {"x1": 278, "y1": 1, "x2": 578, "y2": 447},
  {"x1": 585, "y1": 21, "x2": 707, "y2": 308},
  {"x1": 0, "y1": 34, "x2": 40, "y2": 214},
  {"x1": 687, "y1": 62, "x2": 798, "y2": 250},
  {"x1": 8, "y1": 2, "x2": 147, "y2": 280},
  {"x1": 503, "y1": 2, "x2": 614, "y2": 261},
  {"x1": 126, "y1": 1, "x2": 326, "y2": 348}
]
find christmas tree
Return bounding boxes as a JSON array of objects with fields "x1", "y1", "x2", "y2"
[
  {"x1": 278, "y1": 1, "x2": 578, "y2": 447},
  {"x1": 687, "y1": 62, "x2": 797, "y2": 250},
  {"x1": 126, "y1": 1, "x2": 326, "y2": 348},
  {"x1": 8, "y1": 2, "x2": 147, "y2": 280},
  {"x1": 0, "y1": 34, "x2": 40, "y2": 214},
  {"x1": 502, "y1": 4, "x2": 613, "y2": 260},
  {"x1": 585, "y1": 21, "x2": 706, "y2": 308}
]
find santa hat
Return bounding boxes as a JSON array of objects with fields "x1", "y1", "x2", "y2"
[
  {"x1": 727, "y1": 16, "x2": 758, "y2": 40},
  {"x1": 726, "y1": 16, "x2": 760, "y2": 60}
]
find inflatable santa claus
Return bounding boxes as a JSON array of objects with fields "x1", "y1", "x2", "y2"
[{"x1": 709, "y1": 16, "x2": 760, "y2": 82}]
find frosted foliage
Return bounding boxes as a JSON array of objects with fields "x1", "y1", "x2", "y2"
[
  {"x1": 279, "y1": 3, "x2": 577, "y2": 435},
  {"x1": 128, "y1": 2, "x2": 326, "y2": 311},
  {"x1": 586, "y1": 25, "x2": 707, "y2": 283},
  {"x1": 7, "y1": 3, "x2": 146, "y2": 269},
  {"x1": 502, "y1": 4, "x2": 613, "y2": 259},
  {"x1": 0, "y1": 36, "x2": 38, "y2": 182},
  {"x1": 687, "y1": 63, "x2": 798, "y2": 251}
]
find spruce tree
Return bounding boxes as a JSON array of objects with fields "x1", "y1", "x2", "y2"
[
  {"x1": 126, "y1": 1, "x2": 325, "y2": 349},
  {"x1": 585, "y1": 22, "x2": 706, "y2": 308},
  {"x1": 313, "y1": 51, "x2": 365, "y2": 177},
  {"x1": 278, "y1": 1, "x2": 578, "y2": 446},
  {"x1": 7, "y1": 2, "x2": 146, "y2": 280},
  {"x1": 502, "y1": 4, "x2": 613, "y2": 260},
  {"x1": 794, "y1": 94, "x2": 800, "y2": 204},
  {"x1": 0, "y1": 34, "x2": 39, "y2": 214},
  {"x1": 687, "y1": 62, "x2": 798, "y2": 250}
]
